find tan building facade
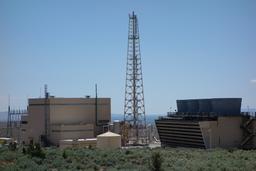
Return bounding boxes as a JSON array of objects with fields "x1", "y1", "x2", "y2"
[
  {"x1": 199, "y1": 117, "x2": 243, "y2": 148},
  {"x1": 21, "y1": 97, "x2": 111, "y2": 146},
  {"x1": 156, "y1": 98, "x2": 256, "y2": 149},
  {"x1": 156, "y1": 116, "x2": 256, "y2": 149}
]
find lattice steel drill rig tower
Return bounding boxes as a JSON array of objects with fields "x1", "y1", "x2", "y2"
[{"x1": 124, "y1": 12, "x2": 147, "y2": 145}]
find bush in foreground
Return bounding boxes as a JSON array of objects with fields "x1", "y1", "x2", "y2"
[
  {"x1": 23, "y1": 142, "x2": 45, "y2": 159},
  {"x1": 1, "y1": 147, "x2": 256, "y2": 170},
  {"x1": 150, "y1": 151, "x2": 163, "y2": 171}
]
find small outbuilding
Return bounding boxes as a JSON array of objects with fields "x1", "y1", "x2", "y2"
[
  {"x1": 59, "y1": 138, "x2": 97, "y2": 149},
  {"x1": 97, "y1": 131, "x2": 121, "y2": 149}
]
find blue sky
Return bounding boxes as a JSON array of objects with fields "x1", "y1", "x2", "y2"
[{"x1": 0, "y1": 0, "x2": 255, "y2": 114}]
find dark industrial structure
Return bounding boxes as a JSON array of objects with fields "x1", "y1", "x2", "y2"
[
  {"x1": 124, "y1": 12, "x2": 147, "y2": 144},
  {"x1": 176, "y1": 98, "x2": 242, "y2": 116},
  {"x1": 6, "y1": 103, "x2": 27, "y2": 141},
  {"x1": 156, "y1": 98, "x2": 256, "y2": 149}
]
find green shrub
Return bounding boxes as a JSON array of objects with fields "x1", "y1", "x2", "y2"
[
  {"x1": 150, "y1": 152, "x2": 163, "y2": 171},
  {"x1": 125, "y1": 150, "x2": 131, "y2": 155},
  {"x1": 3, "y1": 151, "x2": 17, "y2": 161},
  {"x1": 22, "y1": 147, "x2": 26, "y2": 154},
  {"x1": 23, "y1": 142, "x2": 46, "y2": 159},
  {"x1": 62, "y1": 150, "x2": 67, "y2": 159},
  {"x1": 8, "y1": 142, "x2": 17, "y2": 151},
  {"x1": 2, "y1": 145, "x2": 256, "y2": 171}
]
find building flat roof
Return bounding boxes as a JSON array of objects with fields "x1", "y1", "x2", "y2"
[{"x1": 28, "y1": 97, "x2": 111, "y2": 105}]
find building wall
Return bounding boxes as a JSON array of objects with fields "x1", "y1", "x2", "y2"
[
  {"x1": 20, "y1": 115, "x2": 29, "y2": 143},
  {"x1": 26, "y1": 104, "x2": 46, "y2": 143},
  {"x1": 59, "y1": 138, "x2": 97, "y2": 149},
  {"x1": 48, "y1": 98, "x2": 110, "y2": 124},
  {"x1": 200, "y1": 116, "x2": 243, "y2": 148},
  {"x1": 156, "y1": 116, "x2": 244, "y2": 149},
  {"x1": 28, "y1": 98, "x2": 110, "y2": 125},
  {"x1": 23, "y1": 97, "x2": 111, "y2": 145},
  {"x1": 50, "y1": 124, "x2": 94, "y2": 145}
]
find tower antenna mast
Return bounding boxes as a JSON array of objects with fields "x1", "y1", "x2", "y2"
[{"x1": 124, "y1": 11, "x2": 146, "y2": 144}]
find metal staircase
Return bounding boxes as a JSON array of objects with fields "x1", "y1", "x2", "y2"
[{"x1": 240, "y1": 117, "x2": 255, "y2": 149}]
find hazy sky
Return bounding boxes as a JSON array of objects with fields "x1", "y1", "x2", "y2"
[{"x1": 0, "y1": 0, "x2": 255, "y2": 114}]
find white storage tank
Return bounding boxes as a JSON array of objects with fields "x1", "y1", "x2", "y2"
[{"x1": 96, "y1": 131, "x2": 121, "y2": 149}]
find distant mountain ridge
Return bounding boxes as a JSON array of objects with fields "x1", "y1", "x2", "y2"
[
  {"x1": 0, "y1": 112, "x2": 7, "y2": 121},
  {"x1": 111, "y1": 114, "x2": 161, "y2": 124},
  {"x1": 2, "y1": 110, "x2": 255, "y2": 122},
  {"x1": 0, "y1": 111, "x2": 161, "y2": 124}
]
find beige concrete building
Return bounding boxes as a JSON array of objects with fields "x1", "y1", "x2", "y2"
[
  {"x1": 156, "y1": 116, "x2": 256, "y2": 149},
  {"x1": 199, "y1": 116, "x2": 243, "y2": 148},
  {"x1": 21, "y1": 97, "x2": 111, "y2": 146},
  {"x1": 156, "y1": 98, "x2": 256, "y2": 149}
]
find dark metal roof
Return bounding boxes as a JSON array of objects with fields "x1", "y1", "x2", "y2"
[{"x1": 176, "y1": 98, "x2": 242, "y2": 116}]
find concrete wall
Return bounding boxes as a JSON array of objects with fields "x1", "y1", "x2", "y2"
[
  {"x1": 50, "y1": 124, "x2": 94, "y2": 145},
  {"x1": 48, "y1": 98, "x2": 110, "y2": 125},
  {"x1": 23, "y1": 97, "x2": 111, "y2": 145},
  {"x1": 26, "y1": 104, "x2": 46, "y2": 143},
  {"x1": 199, "y1": 116, "x2": 243, "y2": 148},
  {"x1": 20, "y1": 115, "x2": 29, "y2": 143},
  {"x1": 59, "y1": 138, "x2": 97, "y2": 149}
]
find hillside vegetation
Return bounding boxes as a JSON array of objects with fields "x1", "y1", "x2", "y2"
[{"x1": 1, "y1": 146, "x2": 256, "y2": 171}]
